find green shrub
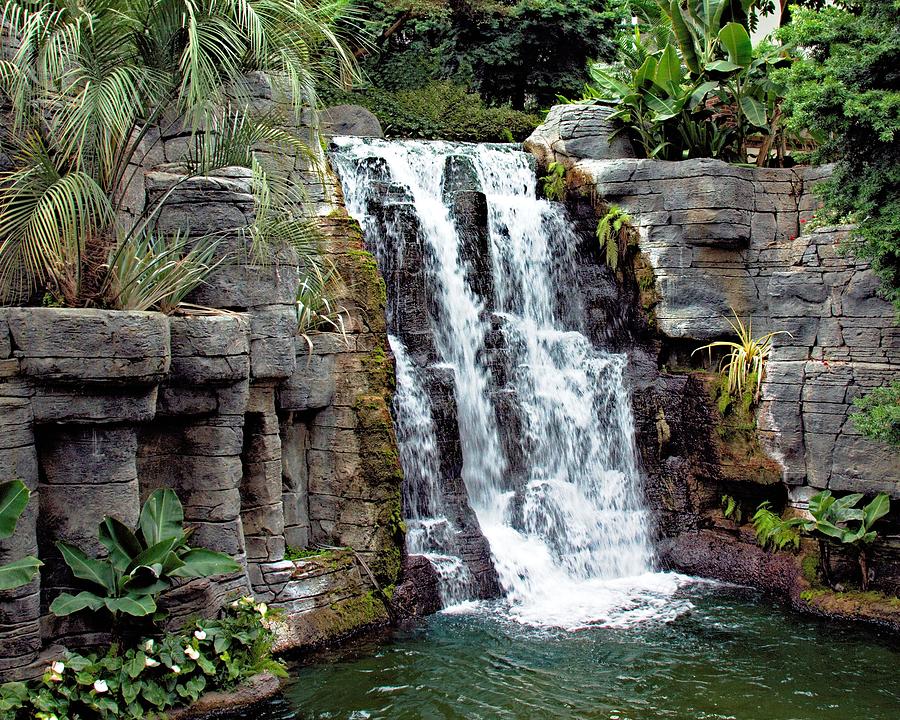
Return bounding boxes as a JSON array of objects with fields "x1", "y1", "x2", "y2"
[
  {"x1": 0, "y1": 597, "x2": 284, "y2": 720},
  {"x1": 850, "y1": 380, "x2": 900, "y2": 447},
  {"x1": 541, "y1": 162, "x2": 567, "y2": 201},
  {"x1": 595, "y1": 204, "x2": 635, "y2": 271},
  {"x1": 322, "y1": 82, "x2": 542, "y2": 142},
  {"x1": 751, "y1": 502, "x2": 803, "y2": 551},
  {"x1": 777, "y1": 0, "x2": 900, "y2": 310}
]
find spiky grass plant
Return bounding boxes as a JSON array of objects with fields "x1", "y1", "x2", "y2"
[
  {"x1": 295, "y1": 259, "x2": 350, "y2": 353},
  {"x1": 692, "y1": 309, "x2": 792, "y2": 403},
  {"x1": 0, "y1": 0, "x2": 360, "y2": 310}
]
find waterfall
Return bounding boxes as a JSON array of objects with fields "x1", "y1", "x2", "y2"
[{"x1": 332, "y1": 138, "x2": 685, "y2": 628}]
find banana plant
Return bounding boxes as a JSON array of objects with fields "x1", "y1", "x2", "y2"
[
  {"x1": 0, "y1": 480, "x2": 42, "y2": 591},
  {"x1": 50, "y1": 489, "x2": 241, "y2": 620},
  {"x1": 803, "y1": 490, "x2": 891, "y2": 591}
]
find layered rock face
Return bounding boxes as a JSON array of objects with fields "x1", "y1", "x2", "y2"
[
  {"x1": 0, "y1": 92, "x2": 403, "y2": 680},
  {"x1": 527, "y1": 105, "x2": 900, "y2": 595}
]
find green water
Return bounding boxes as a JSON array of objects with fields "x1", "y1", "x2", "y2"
[{"x1": 246, "y1": 584, "x2": 899, "y2": 720}]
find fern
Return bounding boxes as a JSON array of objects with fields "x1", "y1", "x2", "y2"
[
  {"x1": 752, "y1": 502, "x2": 803, "y2": 552},
  {"x1": 541, "y1": 161, "x2": 566, "y2": 201},
  {"x1": 596, "y1": 204, "x2": 632, "y2": 271}
]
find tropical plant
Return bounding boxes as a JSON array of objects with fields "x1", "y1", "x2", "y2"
[
  {"x1": 296, "y1": 259, "x2": 350, "y2": 353},
  {"x1": 0, "y1": 0, "x2": 359, "y2": 309},
  {"x1": 751, "y1": 501, "x2": 803, "y2": 551},
  {"x1": 595, "y1": 204, "x2": 635, "y2": 271},
  {"x1": 0, "y1": 480, "x2": 42, "y2": 591},
  {"x1": 692, "y1": 310, "x2": 791, "y2": 403},
  {"x1": 0, "y1": 597, "x2": 283, "y2": 720},
  {"x1": 850, "y1": 380, "x2": 900, "y2": 447},
  {"x1": 777, "y1": 0, "x2": 900, "y2": 310},
  {"x1": 580, "y1": 1, "x2": 792, "y2": 164},
  {"x1": 50, "y1": 489, "x2": 241, "y2": 624},
  {"x1": 804, "y1": 490, "x2": 891, "y2": 591},
  {"x1": 541, "y1": 162, "x2": 567, "y2": 201}
]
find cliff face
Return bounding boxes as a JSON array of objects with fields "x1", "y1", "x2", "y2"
[
  {"x1": 0, "y1": 89, "x2": 404, "y2": 681},
  {"x1": 526, "y1": 105, "x2": 900, "y2": 599}
]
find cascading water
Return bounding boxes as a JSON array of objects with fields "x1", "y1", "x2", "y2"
[{"x1": 331, "y1": 138, "x2": 687, "y2": 628}]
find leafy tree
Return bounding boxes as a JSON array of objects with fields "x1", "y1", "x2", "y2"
[
  {"x1": 777, "y1": 0, "x2": 900, "y2": 309},
  {"x1": 346, "y1": 0, "x2": 626, "y2": 111}
]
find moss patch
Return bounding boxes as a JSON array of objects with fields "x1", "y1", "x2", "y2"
[
  {"x1": 703, "y1": 372, "x2": 782, "y2": 485},
  {"x1": 799, "y1": 587, "x2": 900, "y2": 629}
]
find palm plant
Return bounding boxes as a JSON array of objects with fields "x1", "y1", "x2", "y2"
[
  {"x1": 692, "y1": 309, "x2": 791, "y2": 403},
  {"x1": 0, "y1": 0, "x2": 360, "y2": 309}
]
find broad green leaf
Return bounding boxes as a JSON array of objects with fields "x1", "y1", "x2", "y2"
[
  {"x1": 0, "y1": 556, "x2": 42, "y2": 590},
  {"x1": 56, "y1": 541, "x2": 115, "y2": 592},
  {"x1": 739, "y1": 96, "x2": 768, "y2": 128},
  {"x1": 125, "y1": 536, "x2": 180, "y2": 575},
  {"x1": 49, "y1": 591, "x2": 105, "y2": 616},
  {"x1": 669, "y1": 1, "x2": 700, "y2": 75},
  {"x1": 718, "y1": 22, "x2": 752, "y2": 68},
  {"x1": 169, "y1": 548, "x2": 242, "y2": 578},
  {"x1": 125, "y1": 651, "x2": 146, "y2": 679},
  {"x1": 689, "y1": 81, "x2": 720, "y2": 109},
  {"x1": 828, "y1": 492, "x2": 864, "y2": 520},
  {"x1": 863, "y1": 493, "x2": 890, "y2": 529},
  {"x1": 99, "y1": 517, "x2": 143, "y2": 572},
  {"x1": 0, "y1": 480, "x2": 29, "y2": 540},
  {"x1": 808, "y1": 491, "x2": 834, "y2": 520},
  {"x1": 704, "y1": 60, "x2": 742, "y2": 73},
  {"x1": 814, "y1": 519, "x2": 845, "y2": 540},
  {"x1": 653, "y1": 44, "x2": 684, "y2": 96},
  {"x1": 634, "y1": 56, "x2": 658, "y2": 90},
  {"x1": 104, "y1": 594, "x2": 156, "y2": 617},
  {"x1": 139, "y1": 489, "x2": 184, "y2": 546}
]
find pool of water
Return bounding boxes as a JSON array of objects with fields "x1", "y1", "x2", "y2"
[{"x1": 242, "y1": 582, "x2": 899, "y2": 720}]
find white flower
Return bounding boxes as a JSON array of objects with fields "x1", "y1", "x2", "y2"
[
  {"x1": 50, "y1": 661, "x2": 65, "y2": 675},
  {"x1": 255, "y1": 602, "x2": 268, "y2": 617},
  {"x1": 144, "y1": 657, "x2": 160, "y2": 668},
  {"x1": 185, "y1": 646, "x2": 200, "y2": 661},
  {"x1": 230, "y1": 600, "x2": 240, "y2": 608},
  {"x1": 93, "y1": 679, "x2": 108, "y2": 694},
  {"x1": 171, "y1": 664, "x2": 181, "y2": 674},
  {"x1": 143, "y1": 639, "x2": 154, "y2": 652},
  {"x1": 194, "y1": 629, "x2": 207, "y2": 641}
]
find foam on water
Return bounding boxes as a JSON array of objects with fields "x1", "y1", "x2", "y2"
[{"x1": 331, "y1": 138, "x2": 688, "y2": 628}]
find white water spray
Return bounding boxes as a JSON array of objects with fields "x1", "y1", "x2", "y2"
[{"x1": 332, "y1": 138, "x2": 686, "y2": 628}]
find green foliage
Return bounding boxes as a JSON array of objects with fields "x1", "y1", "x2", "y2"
[
  {"x1": 322, "y1": 81, "x2": 541, "y2": 142},
  {"x1": 595, "y1": 204, "x2": 634, "y2": 271},
  {"x1": 352, "y1": 1, "x2": 625, "y2": 111},
  {"x1": 777, "y1": 0, "x2": 900, "y2": 310},
  {"x1": 850, "y1": 380, "x2": 900, "y2": 447},
  {"x1": 751, "y1": 502, "x2": 803, "y2": 551},
  {"x1": 296, "y1": 260, "x2": 350, "y2": 353},
  {"x1": 0, "y1": 597, "x2": 284, "y2": 720},
  {"x1": 692, "y1": 309, "x2": 791, "y2": 404},
  {"x1": 581, "y1": 1, "x2": 792, "y2": 163},
  {"x1": 50, "y1": 490, "x2": 241, "y2": 622},
  {"x1": 0, "y1": 0, "x2": 356, "y2": 308},
  {"x1": 541, "y1": 162, "x2": 567, "y2": 202},
  {"x1": 285, "y1": 546, "x2": 329, "y2": 561},
  {"x1": 804, "y1": 490, "x2": 890, "y2": 550},
  {"x1": 0, "y1": 480, "x2": 42, "y2": 591},
  {"x1": 721, "y1": 493, "x2": 742, "y2": 523}
]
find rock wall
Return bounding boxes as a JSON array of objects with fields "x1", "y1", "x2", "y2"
[
  {"x1": 0, "y1": 95, "x2": 403, "y2": 680},
  {"x1": 526, "y1": 104, "x2": 900, "y2": 595}
]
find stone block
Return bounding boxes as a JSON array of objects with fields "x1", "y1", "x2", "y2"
[
  {"x1": 4, "y1": 308, "x2": 170, "y2": 385},
  {"x1": 168, "y1": 314, "x2": 251, "y2": 385},
  {"x1": 278, "y1": 353, "x2": 335, "y2": 411},
  {"x1": 249, "y1": 306, "x2": 298, "y2": 380}
]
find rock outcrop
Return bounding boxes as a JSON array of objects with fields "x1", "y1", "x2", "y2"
[{"x1": 527, "y1": 104, "x2": 900, "y2": 598}]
